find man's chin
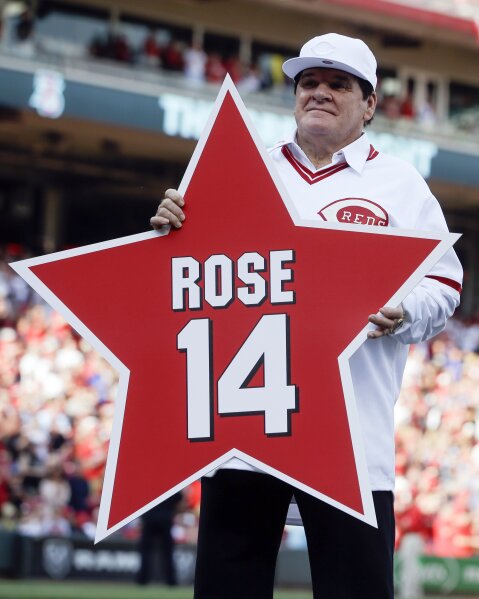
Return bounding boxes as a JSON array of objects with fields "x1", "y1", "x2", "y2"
[
  {"x1": 303, "y1": 112, "x2": 335, "y2": 126},
  {"x1": 302, "y1": 119, "x2": 334, "y2": 136}
]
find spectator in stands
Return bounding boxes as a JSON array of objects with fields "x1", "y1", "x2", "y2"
[
  {"x1": 89, "y1": 30, "x2": 132, "y2": 64},
  {"x1": 417, "y1": 89, "x2": 437, "y2": 127},
  {"x1": 0, "y1": 296, "x2": 10, "y2": 329},
  {"x1": 205, "y1": 52, "x2": 226, "y2": 83},
  {"x1": 143, "y1": 28, "x2": 161, "y2": 67},
  {"x1": 8, "y1": 431, "x2": 45, "y2": 495},
  {"x1": 184, "y1": 41, "x2": 207, "y2": 83},
  {"x1": 16, "y1": 496, "x2": 44, "y2": 537},
  {"x1": 0, "y1": 260, "x2": 12, "y2": 327},
  {"x1": 0, "y1": 446, "x2": 12, "y2": 512},
  {"x1": 72, "y1": 415, "x2": 107, "y2": 493},
  {"x1": 396, "y1": 483, "x2": 428, "y2": 548},
  {"x1": 15, "y1": 6, "x2": 33, "y2": 43},
  {"x1": 162, "y1": 39, "x2": 184, "y2": 72},
  {"x1": 433, "y1": 492, "x2": 477, "y2": 557},
  {"x1": 39, "y1": 462, "x2": 71, "y2": 516},
  {"x1": 400, "y1": 90, "x2": 415, "y2": 119},
  {"x1": 65, "y1": 459, "x2": 89, "y2": 515},
  {"x1": 257, "y1": 53, "x2": 274, "y2": 89},
  {"x1": 269, "y1": 53, "x2": 286, "y2": 87},
  {"x1": 238, "y1": 64, "x2": 262, "y2": 94},
  {"x1": 113, "y1": 33, "x2": 131, "y2": 63},
  {"x1": 89, "y1": 34, "x2": 107, "y2": 59},
  {"x1": 136, "y1": 492, "x2": 183, "y2": 586},
  {"x1": 381, "y1": 94, "x2": 402, "y2": 119},
  {"x1": 224, "y1": 55, "x2": 242, "y2": 84}
]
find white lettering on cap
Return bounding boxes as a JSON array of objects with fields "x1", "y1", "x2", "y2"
[{"x1": 312, "y1": 42, "x2": 335, "y2": 56}]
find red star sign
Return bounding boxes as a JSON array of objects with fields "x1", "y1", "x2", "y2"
[{"x1": 11, "y1": 77, "x2": 458, "y2": 542}]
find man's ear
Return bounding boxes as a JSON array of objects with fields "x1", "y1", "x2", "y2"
[{"x1": 364, "y1": 91, "x2": 377, "y2": 125}]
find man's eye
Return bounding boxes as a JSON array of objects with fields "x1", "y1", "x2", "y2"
[{"x1": 331, "y1": 82, "x2": 347, "y2": 89}]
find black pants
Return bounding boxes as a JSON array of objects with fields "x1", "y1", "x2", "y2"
[
  {"x1": 136, "y1": 515, "x2": 177, "y2": 586},
  {"x1": 194, "y1": 470, "x2": 394, "y2": 599}
]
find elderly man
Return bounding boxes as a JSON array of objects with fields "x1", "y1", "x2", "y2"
[{"x1": 151, "y1": 33, "x2": 462, "y2": 599}]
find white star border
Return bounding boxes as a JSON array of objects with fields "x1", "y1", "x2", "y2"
[{"x1": 10, "y1": 75, "x2": 459, "y2": 542}]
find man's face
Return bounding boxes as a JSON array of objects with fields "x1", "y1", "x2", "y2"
[{"x1": 294, "y1": 68, "x2": 376, "y2": 146}]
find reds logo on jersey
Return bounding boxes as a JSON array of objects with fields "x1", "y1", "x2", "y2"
[{"x1": 319, "y1": 198, "x2": 389, "y2": 227}]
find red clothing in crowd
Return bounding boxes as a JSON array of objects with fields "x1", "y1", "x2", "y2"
[
  {"x1": 433, "y1": 507, "x2": 475, "y2": 558},
  {"x1": 396, "y1": 503, "x2": 432, "y2": 550},
  {"x1": 144, "y1": 33, "x2": 160, "y2": 58},
  {"x1": 205, "y1": 54, "x2": 227, "y2": 83},
  {"x1": 163, "y1": 42, "x2": 184, "y2": 71}
]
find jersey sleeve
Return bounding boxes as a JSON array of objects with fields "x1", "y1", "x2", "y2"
[{"x1": 394, "y1": 191, "x2": 463, "y2": 345}]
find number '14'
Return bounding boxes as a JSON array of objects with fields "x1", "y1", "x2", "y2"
[{"x1": 177, "y1": 314, "x2": 298, "y2": 440}]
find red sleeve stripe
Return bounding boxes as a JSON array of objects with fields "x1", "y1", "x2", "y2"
[{"x1": 425, "y1": 275, "x2": 462, "y2": 293}]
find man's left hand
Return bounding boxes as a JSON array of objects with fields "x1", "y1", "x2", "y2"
[{"x1": 367, "y1": 306, "x2": 405, "y2": 339}]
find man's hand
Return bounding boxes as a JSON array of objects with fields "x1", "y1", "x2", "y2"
[
  {"x1": 367, "y1": 306, "x2": 405, "y2": 339},
  {"x1": 150, "y1": 189, "x2": 185, "y2": 230}
]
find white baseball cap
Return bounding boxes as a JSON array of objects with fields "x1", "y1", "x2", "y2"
[{"x1": 282, "y1": 33, "x2": 377, "y2": 89}]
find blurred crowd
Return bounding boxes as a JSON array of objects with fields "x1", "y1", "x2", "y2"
[
  {"x1": 376, "y1": 80, "x2": 439, "y2": 127},
  {"x1": 0, "y1": 247, "x2": 200, "y2": 543},
  {"x1": 395, "y1": 319, "x2": 479, "y2": 557},
  {"x1": 1, "y1": 5, "x2": 290, "y2": 95},
  {"x1": 2, "y1": 246, "x2": 479, "y2": 557},
  {"x1": 89, "y1": 32, "x2": 274, "y2": 95},
  {"x1": 2, "y1": 3, "x2": 478, "y2": 131}
]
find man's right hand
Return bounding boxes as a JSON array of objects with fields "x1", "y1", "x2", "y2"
[{"x1": 150, "y1": 189, "x2": 185, "y2": 230}]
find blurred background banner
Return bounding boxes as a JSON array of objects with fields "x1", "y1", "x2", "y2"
[{"x1": 1, "y1": 0, "x2": 479, "y2": 594}]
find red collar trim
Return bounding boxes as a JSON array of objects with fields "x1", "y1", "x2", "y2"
[
  {"x1": 367, "y1": 145, "x2": 379, "y2": 160},
  {"x1": 281, "y1": 144, "x2": 378, "y2": 185}
]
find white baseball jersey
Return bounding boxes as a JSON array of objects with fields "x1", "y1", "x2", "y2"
[{"x1": 210, "y1": 131, "x2": 463, "y2": 492}]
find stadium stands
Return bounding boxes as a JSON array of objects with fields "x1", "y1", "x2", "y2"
[
  {"x1": 1, "y1": 0, "x2": 479, "y2": 574},
  {"x1": 1, "y1": 249, "x2": 479, "y2": 555}
]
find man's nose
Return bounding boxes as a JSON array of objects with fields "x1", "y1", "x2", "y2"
[{"x1": 312, "y1": 83, "x2": 332, "y2": 100}]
